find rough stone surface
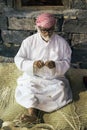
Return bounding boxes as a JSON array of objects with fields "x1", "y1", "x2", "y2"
[
  {"x1": 63, "y1": 9, "x2": 87, "y2": 20},
  {"x1": 7, "y1": 0, "x2": 13, "y2": 7},
  {"x1": 71, "y1": 44, "x2": 87, "y2": 64},
  {"x1": 71, "y1": 34, "x2": 87, "y2": 46},
  {"x1": 0, "y1": 44, "x2": 19, "y2": 57},
  {"x1": 77, "y1": 10, "x2": 87, "y2": 19},
  {"x1": 72, "y1": 0, "x2": 87, "y2": 9},
  {"x1": 1, "y1": 30, "x2": 34, "y2": 44},
  {"x1": 62, "y1": 19, "x2": 87, "y2": 33},
  {"x1": 0, "y1": 1, "x2": 6, "y2": 13},
  {"x1": 8, "y1": 17, "x2": 35, "y2": 30},
  {"x1": 0, "y1": 15, "x2": 7, "y2": 29}
]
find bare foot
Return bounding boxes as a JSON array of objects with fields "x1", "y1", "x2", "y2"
[
  {"x1": 28, "y1": 108, "x2": 37, "y2": 116},
  {"x1": 20, "y1": 114, "x2": 37, "y2": 123},
  {"x1": 20, "y1": 108, "x2": 38, "y2": 123}
]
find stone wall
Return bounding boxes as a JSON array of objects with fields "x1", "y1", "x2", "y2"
[{"x1": 0, "y1": 0, "x2": 87, "y2": 68}]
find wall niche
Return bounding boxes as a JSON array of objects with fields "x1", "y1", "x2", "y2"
[{"x1": 14, "y1": 0, "x2": 72, "y2": 10}]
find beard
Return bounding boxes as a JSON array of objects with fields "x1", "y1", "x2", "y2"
[
  {"x1": 41, "y1": 34, "x2": 51, "y2": 42},
  {"x1": 36, "y1": 26, "x2": 53, "y2": 42}
]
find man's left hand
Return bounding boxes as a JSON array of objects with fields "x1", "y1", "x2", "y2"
[{"x1": 45, "y1": 61, "x2": 55, "y2": 69}]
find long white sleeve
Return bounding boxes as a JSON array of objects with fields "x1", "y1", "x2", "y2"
[
  {"x1": 14, "y1": 40, "x2": 34, "y2": 75},
  {"x1": 55, "y1": 40, "x2": 72, "y2": 76}
]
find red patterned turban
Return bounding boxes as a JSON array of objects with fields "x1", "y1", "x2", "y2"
[{"x1": 36, "y1": 13, "x2": 56, "y2": 28}]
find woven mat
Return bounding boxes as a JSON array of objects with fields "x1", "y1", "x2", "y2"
[
  {"x1": 44, "y1": 69, "x2": 87, "y2": 130},
  {"x1": 0, "y1": 63, "x2": 87, "y2": 130}
]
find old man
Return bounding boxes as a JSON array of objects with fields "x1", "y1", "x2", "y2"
[{"x1": 14, "y1": 13, "x2": 72, "y2": 123}]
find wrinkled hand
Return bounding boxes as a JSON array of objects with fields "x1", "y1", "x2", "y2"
[
  {"x1": 45, "y1": 60, "x2": 55, "y2": 69},
  {"x1": 33, "y1": 60, "x2": 44, "y2": 69}
]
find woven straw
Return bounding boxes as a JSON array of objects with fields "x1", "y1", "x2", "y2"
[
  {"x1": 0, "y1": 63, "x2": 87, "y2": 130},
  {"x1": 44, "y1": 68, "x2": 87, "y2": 130}
]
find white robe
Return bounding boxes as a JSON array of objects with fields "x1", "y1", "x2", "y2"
[{"x1": 14, "y1": 32, "x2": 72, "y2": 112}]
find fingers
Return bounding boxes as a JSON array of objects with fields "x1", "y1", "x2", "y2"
[
  {"x1": 33, "y1": 60, "x2": 44, "y2": 68},
  {"x1": 45, "y1": 60, "x2": 55, "y2": 69},
  {"x1": 34, "y1": 60, "x2": 55, "y2": 69}
]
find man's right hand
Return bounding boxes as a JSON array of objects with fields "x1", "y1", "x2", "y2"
[{"x1": 33, "y1": 60, "x2": 44, "y2": 69}]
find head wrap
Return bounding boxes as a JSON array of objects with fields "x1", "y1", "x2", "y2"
[{"x1": 36, "y1": 13, "x2": 56, "y2": 29}]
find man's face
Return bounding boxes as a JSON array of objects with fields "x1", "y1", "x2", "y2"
[{"x1": 38, "y1": 26, "x2": 54, "y2": 42}]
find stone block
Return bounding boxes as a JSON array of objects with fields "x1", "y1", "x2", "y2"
[
  {"x1": 0, "y1": 15, "x2": 7, "y2": 29},
  {"x1": 62, "y1": 19, "x2": 87, "y2": 33},
  {"x1": 0, "y1": 44, "x2": 19, "y2": 57},
  {"x1": 71, "y1": 34, "x2": 87, "y2": 46},
  {"x1": 0, "y1": 3, "x2": 6, "y2": 13},
  {"x1": 7, "y1": 0, "x2": 13, "y2": 7},
  {"x1": 77, "y1": 10, "x2": 87, "y2": 19},
  {"x1": 72, "y1": 0, "x2": 87, "y2": 9},
  {"x1": 8, "y1": 17, "x2": 35, "y2": 30},
  {"x1": 1, "y1": 30, "x2": 34, "y2": 44},
  {"x1": 71, "y1": 44, "x2": 87, "y2": 63}
]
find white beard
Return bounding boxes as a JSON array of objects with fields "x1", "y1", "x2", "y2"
[
  {"x1": 36, "y1": 27, "x2": 51, "y2": 42},
  {"x1": 41, "y1": 34, "x2": 50, "y2": 42}
]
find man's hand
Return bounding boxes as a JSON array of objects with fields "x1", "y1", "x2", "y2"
[
  {"x1": 33, "y1": 60, "x2": 44, "y2": 69},
  {"x1": 45, "y1": 61, "x2": 55, "y2": 69}
]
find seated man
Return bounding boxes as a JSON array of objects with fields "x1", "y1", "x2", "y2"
[{"x1": 14, "y1": 13, "x2": 73, "y2": 123}]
